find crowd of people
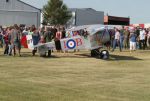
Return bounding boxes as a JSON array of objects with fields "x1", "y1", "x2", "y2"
[
  {"x1": 0, "y1": 24, "x2": 84, "y2": 57},
  {"x1": 0, "y1": 25, "x2": 57, "y2": 57},
  {"x1": 0, "y1": 24, "x2": 150, "y2": 57},
  {"x1": 110, "y1": 26, "x2": 150, "y2": 52}
]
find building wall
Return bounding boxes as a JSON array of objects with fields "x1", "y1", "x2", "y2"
[
  {"x1": 0, "y1": 10, "x2": 38, "y2": 27},
  {"x1": 0, "y1": 0, "x2": 41, "y2": 27},
  {"x1": 75, "y1": 9, "x2": 104, "y2": 26},
  {"x1": 104, "y1": 16, "x2": 130, "y2": 25}
]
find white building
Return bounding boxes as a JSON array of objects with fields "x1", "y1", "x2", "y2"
[
  {"x1": 0, "y1": 0, "x2": 104, "y2": 28},
  {"x1": 0, "y1": 0, "x2": 41, "y2": 27}
]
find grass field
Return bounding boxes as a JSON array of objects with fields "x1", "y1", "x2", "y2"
[{"x1": 0, "y1": 49, "x2": 150, "y2": 101}]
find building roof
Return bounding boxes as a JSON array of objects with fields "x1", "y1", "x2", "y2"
[
  {"x1": 18, "y1": 0, "x2": 47, "y2": 10},
  {"x1": 18, "y1": 1, "x2": 104, "y2": 13},
  {"x1": 69, "y1": 8, "x2": 102, "y2": 12}
]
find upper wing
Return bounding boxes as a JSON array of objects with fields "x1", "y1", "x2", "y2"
[
  {"x1": 66, "y1": 24, "x2": 117, "y2": 35},
  {"x1": 67, "y1": 25, "x2": 90, "y2": 31}
]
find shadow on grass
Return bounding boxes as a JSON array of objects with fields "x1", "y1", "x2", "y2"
[
  {"x1": 75, "y1": 53, "x2": 142, "y2": 61},
  {"x1": 18, "y1": 53, "x2": 143, "y2": 61},
  {"x1": 20, "y1": 53, "x2": 60, "y2": 59},
  {"x1": 75, "y1": 53, "x2": 92, "y2": 58},
  {"x1": 0, "y1": 51, "x2": 143, "y2": 61},
  {"x1": 108, "y1": 54, "x2": 142, "y2": 61}
]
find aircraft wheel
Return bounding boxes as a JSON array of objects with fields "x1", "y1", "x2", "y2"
[{"x1": 99, "y1": 50, "x2": 109, "y2": 59}]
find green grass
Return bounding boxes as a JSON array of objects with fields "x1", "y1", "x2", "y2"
[{"x1": 0, "y1": 49, "x2": 150, "y2": 101}]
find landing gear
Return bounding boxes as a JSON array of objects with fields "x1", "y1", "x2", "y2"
[
  {"x1": 91, "y1": 49, "x2": 109, "y2": 59},
  {"x1": 39, "y1": 50, "x2": 52, "y2": 57},
  {"x1": 91, "y1": 49, "x2": 100, "y2": 57},
  {"x1": 99, "y1": 50, "x2": 109, "y2": 59},
  {"x1": 48, "y1": 50, "x2": 52, "y2": 57}
]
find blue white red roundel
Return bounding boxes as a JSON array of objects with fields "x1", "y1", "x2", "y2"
[{"x1": 67, "y1": 39, "x2": 76, "y2": 49}]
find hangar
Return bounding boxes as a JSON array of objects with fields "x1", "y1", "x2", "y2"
[
  {"x1": 0, "y1": 0, "x2": 41, "y2": 27},
  {"x1": 67, "y1": 8, "x2": 104, "y2": 27}
]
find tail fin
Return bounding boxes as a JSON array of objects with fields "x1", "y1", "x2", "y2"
[{"x1": 21, "y1": 35, "x2": 34, "y2": 50}]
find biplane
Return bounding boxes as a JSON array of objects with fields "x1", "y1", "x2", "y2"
[{"x1": 22, "y1": 24, "x2": 119, "y2": 59}]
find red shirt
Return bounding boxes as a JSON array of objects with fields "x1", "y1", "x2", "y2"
[
  {"x1": 4, "y1": 34, "x2": 9, "y2": 44},
  {"x1": 56, "y1": 32, "x2": 62, "y2": 40}
]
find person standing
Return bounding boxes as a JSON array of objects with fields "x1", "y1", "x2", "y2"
[
  {"x1": 38, "y1": 27, "x2": 45, "y2": 43},
  {"x1": 43, "y1": 27, "x2": 53, "y2": 57},
  {"x1": 32, "y1": 28, "x2": 40, "y2": 56},
  {"x1": 22, "y1": 27, "x2": 29, "y2": 36},
  {"x1": 0, "y1": 26, "x2": 4, "y2": 48},
  {"x1": 123, "y1": 28, "x2": 130, "y2": 49},
  {"x1": 11, "y1": 24, "x2": 21, "y2": 56},
  {"x1": 144, "y1": 28, "x2": 148, "y2": 49},
  {"x1": 8, "y1": 27, "x2": 12, "y2": 56},
  {"x1": 120, "y1": 28, "x2": 124, "y2": 50},
  {"x1": 3, "y1": 27, "x2": 9, "y2": 55},
  {"x1": 110, "y1": 28, "x2": 115, "y2": 48},
  {"x1": 139, "y1": 28, "x2": 146, "y2": 50},
  {"x1": 52, "y1": 26, "x2": 57, "y2": 39},
  {"x1": 55, "y1": 28, "x2": 62, "y2": 52},
  {"x1": 61, "y1": 27, "x2": 66, "y2": 39},
  {"x1": 112, "y1": 28, "x2": 122, "y2": 52},
  {"x1": 147, "y1": 29, "x2": 150, "y2": 48},
  {"x1": 28, "y1": 27, "x2": 34, "y2": 35},
  {"x1": 129, "y1": 30, "x2": 137, "y2": 52},
  {"x1": 135, "y1": 27, "x2": 140, "y2": 49}
]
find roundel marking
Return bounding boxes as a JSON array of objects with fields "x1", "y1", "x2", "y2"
[{"x1": 66, "y1": 39, "x2": 76, "y2": 49}]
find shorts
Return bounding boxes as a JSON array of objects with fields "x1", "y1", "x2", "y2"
[{"x1": 130, "y1": 41, "x2": 136, "y2": 50}]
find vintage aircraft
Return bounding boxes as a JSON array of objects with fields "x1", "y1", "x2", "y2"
[{"x1": 22, "y1": 24, "x2": 117, "y2": 59}]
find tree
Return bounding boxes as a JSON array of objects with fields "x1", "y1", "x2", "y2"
[{"x1": 43, "y1": 0, "x2": 72, "y2": 26}]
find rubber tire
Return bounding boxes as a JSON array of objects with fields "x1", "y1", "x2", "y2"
[{"x1": 100, "y1": 50, "x2": 109, "y2": 59}]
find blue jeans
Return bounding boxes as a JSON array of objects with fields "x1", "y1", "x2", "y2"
[
  {"x1": 112, "y1": 39, "x2": 122, "y2": 51},
  {"x1": 120, "y1": 38, "x2": 124, "y2": 49}
]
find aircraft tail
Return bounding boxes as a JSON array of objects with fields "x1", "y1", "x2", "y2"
[{"x1": 21, "y1": 35, "x2": 34, "y2": 50}]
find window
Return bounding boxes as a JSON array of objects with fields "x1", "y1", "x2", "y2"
[{"x1": 6, "y1": 0, "x2": 9, "y2": 2}]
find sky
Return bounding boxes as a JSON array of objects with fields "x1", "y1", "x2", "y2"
[{"x1": 21, "y1": 0, "x2": 150, "y2": 24}]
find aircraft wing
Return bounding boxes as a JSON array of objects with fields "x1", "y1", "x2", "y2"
[
  {"x1": 60, "y1": 35, "x2": 86, "y2": 51},
  {"x1": 67, "y1": 25, "x2": 90, "y2": 31},
  {"x1": 34, "y1": 42, "x2": 56, "y2": 53},
  {"x1": 66, "y1": 24, "x2": 117, "y2": 36},
  {"x1": 34, "y1": 42, "x2": 55, "y2": 49}
]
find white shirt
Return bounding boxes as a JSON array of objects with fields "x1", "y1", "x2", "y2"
[
  {"x1": 115, "y1": 31, "x2": 120, "y2": 40},
  {"x1": 139, "y1": 30, "x2": 145, "y2": 40}
]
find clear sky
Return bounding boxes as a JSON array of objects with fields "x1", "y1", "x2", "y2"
[{"x1": 22, "y1": 0, "x2": 150, "y2": 24}]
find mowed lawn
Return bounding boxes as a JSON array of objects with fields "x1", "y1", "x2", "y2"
[{"x1": 0, "y1": 49, "x2": 150, "y2": 101}]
